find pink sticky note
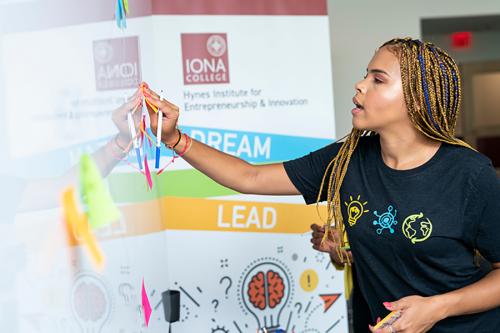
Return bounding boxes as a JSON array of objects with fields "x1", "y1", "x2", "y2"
[
  {"x1": 144, "y1": 155, "x2": 153, "y2": 191},
  {"x1": 141, "y1": 278, "x2": 152, "y2": 327}
]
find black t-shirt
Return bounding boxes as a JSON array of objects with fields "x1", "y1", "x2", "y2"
[{"x1": 284, "y1": 135, "x2": 500, "y2": 332}]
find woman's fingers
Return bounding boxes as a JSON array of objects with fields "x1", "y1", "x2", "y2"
[
  {"x1": 310, "y1": 224, "x2": 324, "y2": 232},
  {"x1": 164, "y1": 99, "x2": 180, "y2": 111},
  {"x1": 311, "y1": 230, "x2": 324, "y2": 237},
  {"x1": 142, "y1": 97, "x2": 157, "y2": 124},
  {"x1": 144, "y1": 92, "x2": 179, "y2": 120},
  {"x1": 147, "y1": 88, "x2": 159, "y2": 100},
  {"x1": 144, "y1": 87, "x2": 179, "y2": 113},
  {"x1": 134, "y1": 84, "x2": 183, "y2": 145},
  {"x1": 312, "y1": 230, "x2": 340, "y2": 244},
  {"x1": 141, "y1": 91, "x2": 173, "y2": 118},
  {"x1": 145, "y1": 89, "x2": 178, "y2": 109},
  {"x1": 311, "y1": 237, "x2": 326, "y2": 245},
  {"x1": 141, "y1": 84, "x2": 177, "y2": 110},
  {"x1": 311, "y1": 229, "x2": 338, "y2": 243},
  {"x1": 311, "y1": 234, "x2": 337, "y2": 251}
]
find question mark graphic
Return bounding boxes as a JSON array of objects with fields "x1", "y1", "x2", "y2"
[
  {"x1": 219, "y1": 276, "x2": 232, "y2": 299},
  {"x1": 212, "y1": 299, "x2": 219, "y2": 312},
  {"x1": 294, "y1": 302, "x2": 303, "y2": 317}
]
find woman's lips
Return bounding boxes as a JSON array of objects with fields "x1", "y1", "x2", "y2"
[
  {"x1": 351, "y1": 107, "x2": 363, "y2": 115},
  {"x1": 352, "y1": 97, "x2": 364, "y2": 115}
]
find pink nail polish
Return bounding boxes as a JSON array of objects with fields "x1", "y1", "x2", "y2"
[{"x1": 383, "y1": 302, "x2": 392, "y2": 309}]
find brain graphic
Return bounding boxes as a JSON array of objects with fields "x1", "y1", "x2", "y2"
[
  {"x1": 74, "y1": 282, "x2": 106, "y2": 321},
  {"x1": 247, "y1": 270, "x2": 285, "y2": 310}
]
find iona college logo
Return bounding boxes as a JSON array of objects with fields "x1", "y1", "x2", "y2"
[
  {"x1": 93, "y1": 36, "x2": 141, "y2": 91},
  {"x1": 181, "y1": 33, "x2": 230, "y2": 85}
]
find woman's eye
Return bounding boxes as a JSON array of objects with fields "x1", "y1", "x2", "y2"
[{"x1": 374, "y1": 78, "x2": 383, "y2": 84}]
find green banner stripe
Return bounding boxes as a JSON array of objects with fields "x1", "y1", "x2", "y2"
[{"x1": 108, "y1": 169, "x2": 239, "y2": 202}]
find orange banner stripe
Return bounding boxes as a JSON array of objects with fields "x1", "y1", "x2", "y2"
[{"x1": 68, "y1": 197, "x2": 326, "y2": 245}]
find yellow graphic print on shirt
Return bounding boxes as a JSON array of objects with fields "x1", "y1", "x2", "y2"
[
  {"x1": 402, "y1": 213, "x2": 433, "y2": 244},
  {"x1": 344, "y1": 195, "x2": 369, "y2": 226}
]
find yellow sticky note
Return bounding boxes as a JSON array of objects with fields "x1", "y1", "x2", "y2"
[
  {"x1": 62, "y1": 187, "x2": 105, "y2": 270},
  {"x1": 80, "y1": 154, "x2": 120, "y2": 229}
]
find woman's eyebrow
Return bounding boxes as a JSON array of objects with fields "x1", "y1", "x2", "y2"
[{"x1": 366, "y1": 68, "x2": 391, "y2": 77}]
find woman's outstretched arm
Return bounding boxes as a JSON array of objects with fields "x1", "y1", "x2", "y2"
[{"x1": 144, "y1": 86, "x2": 300, "y2": 196}]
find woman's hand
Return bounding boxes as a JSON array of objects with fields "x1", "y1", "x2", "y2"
[
  {"x1": 310, "y1": 224, "x2": 352, "y2": 265},
  {"x1": 142, "y1": 85, "x2": 181, "y2": 146},
  {"x1": 369, "y1": 295, "x2": 447, "y2": 333}
]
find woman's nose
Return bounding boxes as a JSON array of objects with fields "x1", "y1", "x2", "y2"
[{"x1": 354, "y1": 79, "x2": 365, "y2": 94}]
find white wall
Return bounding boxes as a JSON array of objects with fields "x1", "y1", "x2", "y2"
[
  {"x1": 473, "y1": 71, "x2": 500, "y2": 129},
  {"x1": 327, "y1": 0, "x2": 500, "y2": 137}
]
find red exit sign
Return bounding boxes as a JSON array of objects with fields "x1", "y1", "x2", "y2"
[{"x1": 451, "y1": 31, "x2": 472, "y2": 49}]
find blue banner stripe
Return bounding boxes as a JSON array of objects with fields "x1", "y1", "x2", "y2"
[{"x1": 14, "y1": 126, "x2": 334, "y2": 177}]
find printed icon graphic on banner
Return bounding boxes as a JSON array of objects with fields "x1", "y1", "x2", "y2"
[
  {"x1": 206, "y1": 35, "x2": 227, "y2": 57},
  {"x1": 211, "y1": 326, "x2": 229, "y2": 333},
  {"x1": 71, "y1": 273, "x2": 111, "y2": 333},
  {"x1": 248, "y1": 270, "x2": 285, "y2": 309},
  {"x1": 239, "y1": 258, "x2": 293, "y2": 331},
  {"x1": 299, "y1": 269, "x2": 319, "y2": 292},
  {"x1": 181, "y1": 33, "x2": 230, "y2": 85},
  {"x1": 320, "y1": 293, "x2": 341, "y2": 312},
  {"x1": 93, "y1": 36, "x2": 142, "y2": 91}
]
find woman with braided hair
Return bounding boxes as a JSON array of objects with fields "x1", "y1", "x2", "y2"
[{"x1": 144, "y1": 37, "x2": 500, "y2": 332}]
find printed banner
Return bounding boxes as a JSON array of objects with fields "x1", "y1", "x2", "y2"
[{"x1": 0, "y1": 0, "x2": 344, "y2": 332}]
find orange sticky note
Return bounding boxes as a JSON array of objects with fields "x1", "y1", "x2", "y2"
[{"x1": 62, "y1": 187, "x2": 105, "y2": 270}]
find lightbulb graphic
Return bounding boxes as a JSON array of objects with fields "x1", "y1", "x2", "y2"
[
  {"x1": 118, "y1": 283, "x2": 135, "y2": 305},
  {"x1": 71, "y1": 273, "x2": 111, "y2": 333},
  {"x1": 344, "y1": 195, "x2": 369, "y2": 226},
  {"x1": 240, "y1": 261, "x2": 292, "y2": 331}
]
